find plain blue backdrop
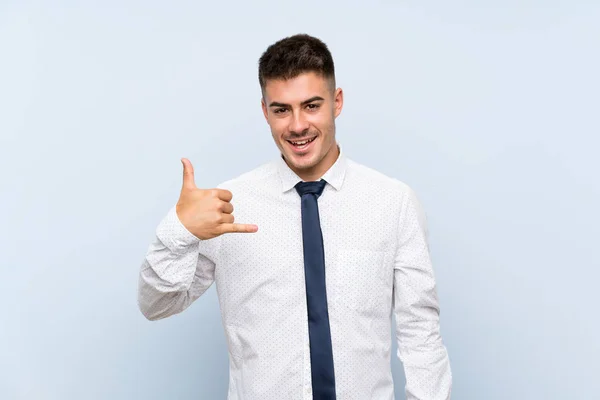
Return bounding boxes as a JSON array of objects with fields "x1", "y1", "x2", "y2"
[{"x1": 1, "y1": 1, "x2": 599, "y2": 399}]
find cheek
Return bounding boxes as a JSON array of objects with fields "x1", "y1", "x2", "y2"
[
  {"x1": 268, "y1": 118, "x2": 286, "y2": 135},
  {"x1": 311, "y1": 114, "x2": 333, "y2": 133}
]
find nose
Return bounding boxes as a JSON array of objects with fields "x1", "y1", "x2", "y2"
[{"x1": 289, "y1": 111, "x2": 310, "y2": 135}]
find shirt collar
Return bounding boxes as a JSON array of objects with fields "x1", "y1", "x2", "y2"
[{"x1": 276, "y1": 142, "x2": 348, "y2": 193}]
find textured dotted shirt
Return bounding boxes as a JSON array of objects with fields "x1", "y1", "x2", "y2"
[{"x1": 138, "y1": 144, "x2": 452, "y2": 400}]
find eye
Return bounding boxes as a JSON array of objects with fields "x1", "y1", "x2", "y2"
[
  {"x1": 273, "y1": 107, "x2": 288, "y2": 114},
  {"x1": 306, "y1": 103, "x2": 320, "y2": 110}
]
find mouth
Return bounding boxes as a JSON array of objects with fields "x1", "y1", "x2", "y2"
[{"x1": 286, "y1": 136, "x2": 317, "y2": 152}]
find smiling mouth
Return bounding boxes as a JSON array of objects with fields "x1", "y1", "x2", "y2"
[{"x1": 287, "y1": 136, "x2": 317, "y2": 148}]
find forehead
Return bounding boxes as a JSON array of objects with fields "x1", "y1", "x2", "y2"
[{"x1": 263, "y1": 72, "x2": 330, "y2": 104}]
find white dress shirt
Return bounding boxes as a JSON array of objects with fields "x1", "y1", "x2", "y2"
[{"x1": 138, "y1": 144, "x2": 452, "y2": 400}]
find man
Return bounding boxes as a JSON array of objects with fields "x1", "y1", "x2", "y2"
[{"x1": 138, "y1": 33, "x2": 452, "y2": 400}]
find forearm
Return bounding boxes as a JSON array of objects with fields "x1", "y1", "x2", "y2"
[
  {"x1": 402, "y1": 350, "x2": 452, "y2": 400},
  {"x1": 137, "y1": 206, "x2": 218, "y2": 320},
  {"x1": 394, "y1": 297, "x2": 452, "y2": 400}
]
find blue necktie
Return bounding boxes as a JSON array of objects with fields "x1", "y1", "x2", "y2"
[{"x1": 295, "y1": 179, "x2": 336, "y2": 399}]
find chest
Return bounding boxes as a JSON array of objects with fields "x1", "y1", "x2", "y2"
[
  {"x1": 221, "y1": 187, "x2": 396, "y2": 260},
  {"x1": 214, "y1": 188, "x2": 398, "y2": 321}
]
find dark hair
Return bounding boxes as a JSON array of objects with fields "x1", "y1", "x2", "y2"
[{"x1": 258, "y1": 33, "x2": 335, "y2": 92}]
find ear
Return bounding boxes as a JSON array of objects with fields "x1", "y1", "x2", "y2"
[
  {"x1": 333, "y1": 87, "x2": 344, "y2": 118},
  {"x1": 261, "y1": 97, "x2": 269, "y2": 121}
]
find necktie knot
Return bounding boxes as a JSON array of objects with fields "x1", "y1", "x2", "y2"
[{"x1": 295, "y1": 179, "x2": 327, "y2": 198}]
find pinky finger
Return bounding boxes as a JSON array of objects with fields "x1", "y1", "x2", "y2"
[{"x1": 220, "y1": 223, "x2": 259, "y2": 234}]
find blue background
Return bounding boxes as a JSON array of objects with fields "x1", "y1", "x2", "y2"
[{"x1": 1, "y1": 1, "x2": 599, "y2": 399}]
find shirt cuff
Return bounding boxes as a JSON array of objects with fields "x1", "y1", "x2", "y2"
[{"x1": 156, "y1": 205, "x2": 200, "y2": 253}]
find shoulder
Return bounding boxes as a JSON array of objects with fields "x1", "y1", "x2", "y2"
[
  {"x1": 346, "y1": 158, "x2": 428, "y2": 230},
  {"x1": 345, "y1": 158, "x2": 417, "y2": 199},
  {"x1": 216, "y1": 159, "x2": 278, "y2": 191}
]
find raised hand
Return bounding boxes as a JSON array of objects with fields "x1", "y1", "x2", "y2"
[{"x1": 175, "y1": 158, "x2": 258, "y2": 240}]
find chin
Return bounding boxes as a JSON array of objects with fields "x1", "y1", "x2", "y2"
[{"x1": 279, "y1": 136, "x2": 329, "y2": 173}]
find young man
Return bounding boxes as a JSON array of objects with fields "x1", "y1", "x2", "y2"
[{"x1": 138, "y1": 34, "x2": 452, "y2": 400}]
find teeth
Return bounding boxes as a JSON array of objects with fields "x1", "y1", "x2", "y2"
[{"x1": 290, "y1": 137, "x2": 314, "y2": 146}]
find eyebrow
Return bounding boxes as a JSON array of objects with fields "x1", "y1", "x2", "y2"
[{"x1": 268, "y1": 96, "x2": 325, "y2": 108}]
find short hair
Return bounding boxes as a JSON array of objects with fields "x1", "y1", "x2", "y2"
[{"x1": 258, "y1": 33, "x2": 336, "y2": 92}]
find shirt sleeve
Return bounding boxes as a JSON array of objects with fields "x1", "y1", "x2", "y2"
[
  {"x1": 393, "y1": 186, "x2": 452, "y2": 399},
  {"x1": 137, "y1": 205, "x2": 221, "y2": 320}
]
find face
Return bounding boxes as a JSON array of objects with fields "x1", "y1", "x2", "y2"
[{"x1": 261, "y1": 72, "x2": 343, "y2": 181}]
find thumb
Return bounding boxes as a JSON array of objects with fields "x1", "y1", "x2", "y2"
[{"x1": 181, "y1": 158, "x2": 197, "y2": 189}]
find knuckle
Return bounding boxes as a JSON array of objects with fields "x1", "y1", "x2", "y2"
[{"x1": 218, "y1": 202, "x2": 230, "y2": 214}]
